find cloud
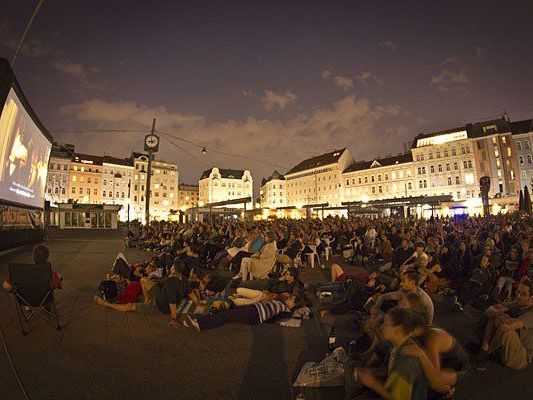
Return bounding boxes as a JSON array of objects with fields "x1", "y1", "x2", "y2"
[
  {"x1": 431, "y1": 69, "x2": 470, "y2": 94},
  {"x1": 261, "y1": 90, "x2": 297, "y2": 110},
  {"x1": 0, "y1": 21, "x2": 50, "y2": 58},
  {"x1": 378, "y1": 40, "x2": 396, "y2": 50},
  {"x1": 51, "y1": 59, "x2": 104, "y2": 90},
  {"x1": 475, "y1": 46, "x2": 484, "y2": 58},
  {"x1": 322, "y1": 70, "x2": 354, "y2": 91},
  {"x1": 356, "y1": 71, "x2": 384, "y2": 85},
  {"x1": 333, "y1": 75, "x2": 354, "y2": 91},
  {"x1": 58, "y1": 95, "x2": 405, "y2": 184},
  {"x1": 240, "y1": 89, "x2": 253, "y2": 97}
]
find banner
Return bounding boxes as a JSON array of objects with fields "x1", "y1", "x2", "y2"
[{"x1": 0, "y1": 204, "x2": 44, "y2": 250}]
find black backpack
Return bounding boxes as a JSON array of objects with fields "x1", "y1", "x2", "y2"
[{"x1": 99, "y1": 280, "x2": 118, "y2": 301}]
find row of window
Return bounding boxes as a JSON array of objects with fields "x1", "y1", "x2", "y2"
[
  {"x1": 345, "y1": 169, "x2": 412, "y2": 186},
  {"x1": 415, "y1": 146, "x2": 471, "y2": 161},
  {"x1": 417, "y1": 160, "x2": 473, "y2": 175},
  {"x1": 516, "y1": 140, "x2": 531, "y2": 151},
  {"x1": 49, "y1": 163, "x2": 69, "y2": 171}
]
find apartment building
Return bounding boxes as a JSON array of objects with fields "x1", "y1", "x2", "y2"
[
  {"x1": 198, "y1": 167, "x2": 253, "y2": 208},
  {"x1": 285, "y1": 148, "x2": 354, "y2": 208},
  {"x1": 260, "y1": 170, "x2": 286, "y2": 209}
]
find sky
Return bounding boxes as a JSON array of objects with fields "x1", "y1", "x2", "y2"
[{"x1": 2, "y1": 0, "x2": 533, "y2": 192}]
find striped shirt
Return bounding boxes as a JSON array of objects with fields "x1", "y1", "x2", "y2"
[{"x1": 254, "y1": 300, "x2": 289, "y2": 324}]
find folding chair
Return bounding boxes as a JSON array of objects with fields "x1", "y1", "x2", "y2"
[{"x1": 8, "y1": 263, "x2": 61, "y2": 335}]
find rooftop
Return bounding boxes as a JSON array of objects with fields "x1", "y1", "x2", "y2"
[
  {"x1": 344, "y1": 153, "x2": 413, "y2": 173},
  {"x1": 261, "y1": 170, "x2": 286, "y2": 186},
  {"x1": 285, "y1": 148, "x2": 347, "y2": 175},
  {"x1": 200, "y1": 167, "x2": 246, "y2": 180}
]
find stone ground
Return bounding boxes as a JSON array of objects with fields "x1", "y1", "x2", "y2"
[{"x1": 0, "y1": 229, "x2": 530, "y2": 400}]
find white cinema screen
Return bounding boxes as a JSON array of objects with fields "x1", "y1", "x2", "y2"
[{"x1": 0, "y1": 88, "x2": 52, "y2": 208}]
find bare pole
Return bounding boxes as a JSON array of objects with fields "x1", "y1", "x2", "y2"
[
  {"x1": 11, "y1": 0, "x2": 46, "y2": 67},
  {"x1": 145, "y1": 119, "x2": 156, "y2": 225}
]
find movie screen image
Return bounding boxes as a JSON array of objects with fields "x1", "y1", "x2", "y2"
[{"x1": 0, "y1": 88, "x2": 52, "y2": 208}]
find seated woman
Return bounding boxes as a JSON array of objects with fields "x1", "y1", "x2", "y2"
[
  {"x1": 400, "y1": 293, "x2": 469, "y2": 395},
  {"x1": 2, "y1": 243, "x2": 63, "y2": 292},
  {"x1": 233, "y1": 231, "x2": 278, "y2": 281},
  {"x1": 347, "y1": 307, "x2": 428, "y2": 400},
  {"x1": 179, "y1": 295, "x2": 302, "y2": 331}
]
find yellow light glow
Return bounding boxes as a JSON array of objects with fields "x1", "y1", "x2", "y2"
[
  {"x1": 361, "y1": 195, "x2": 370, "y2": 203},
  {"x1": 464, "y1": 173, "x2": 475, "y2": 185}
]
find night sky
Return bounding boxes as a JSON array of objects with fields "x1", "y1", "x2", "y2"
[{"x1": 2, "y1": 1, "x2": 533, "y2": 190}]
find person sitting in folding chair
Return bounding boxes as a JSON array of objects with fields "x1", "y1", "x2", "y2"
[
  {"x1": 2, "y1": 244, "x2": 63, "y2": 292},
  {"x1": 3, "y1": 244, "x2": 62, "y2": 335}
]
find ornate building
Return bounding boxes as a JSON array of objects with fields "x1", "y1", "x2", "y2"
[{"x1": 198, "y1": 167, "x2": 253, "y2": 208}]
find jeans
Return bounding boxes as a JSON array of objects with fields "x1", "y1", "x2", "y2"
[{"x1": 197, "y1": 305, "x2": 260, "y2": 330}]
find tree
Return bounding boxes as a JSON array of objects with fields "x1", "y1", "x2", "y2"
[
  {"x1": 524, "y1": 186, "x2": 532, "y2": 214},
  {"x1": 519, "y1": 189, "x2": 524, "y2": 212}
]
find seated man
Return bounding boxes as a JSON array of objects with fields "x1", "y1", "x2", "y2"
[
  {"x1": 371, "y1": 271, "x2": 434, "y2": 324},
  {"x1": 230, "y1": 268, "x2": 302, "y2": 306},
  {"x1": 2, "y1": 243, "x2": 63, "y2": 292},
  {"x1": 475, "y1": 277, "x2": 533, "y2": 370}
]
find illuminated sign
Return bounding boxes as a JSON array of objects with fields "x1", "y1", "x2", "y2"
[{"x1": 416, "y1": 130, "x2": 468, "y2": 147}]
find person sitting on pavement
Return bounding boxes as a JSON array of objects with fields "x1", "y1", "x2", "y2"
[
  {"x1": 455, "y1": 255, "x2": 492, "y2": 310},
  {"x1": 475, "y1": 276, "x2": 533, "y2": 371},
  {"x1": 399, "y1": 293, "x2": 469, "y2": 396},
  {"x1": 2, "y1": 243, "x2": 63, "y2": 292},
  {"x1": 370, "y1": 271, "x2": 434, "y2": 324},
  {"x1": 347, "y1": 307, "x2": 428, "y2": 400},
  {"x1": 400, "y1": 242, "x2": 429, "y2": 275}
]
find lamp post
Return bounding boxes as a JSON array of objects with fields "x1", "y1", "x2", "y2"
[{"x1": 144, "y1": 119, "x2": 159, "y2": 225}]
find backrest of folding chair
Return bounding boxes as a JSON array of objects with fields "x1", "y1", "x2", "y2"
[{"x1": 8, "y1": 263, "x2": 53, "y2": 307}]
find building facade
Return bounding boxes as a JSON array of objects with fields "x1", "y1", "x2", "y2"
[
  {"x1": 343, "y1": 153, "x2": 414, "y2": 202},
  {"x1": 68, "y1": 153, "x2": 104, "y2": 205},
  {"x1": 198, "y1": 167, "x2": 253, "y2": 208},
  {"x1": 411, "y1": 129, "x2": 479, "y2": 201},
  {"x1": 260, "y1": 170, "x2": 286, "y2": 208},
  {"x1": 178, "y1": 183, "x2": 200, "y2": 210},
  {"x1": 131, "y1": 153, "x2": 179, "y2": 222},
  {"x1": 45, "y1": 142, "x2": 74, "y2": 205},
  {"x1": 511, "y1": 119, "x2": 533, "y2": 191},
  {"x1": 468, "y1": 117, "x2": 520, "y2": 198},
  {"x1": 285, "y1": 148, "x2": 354, "y2": 208}
]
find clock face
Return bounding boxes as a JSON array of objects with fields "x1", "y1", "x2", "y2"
[{"x1": 145, "y1": 135, "x2": 159, "y2": 148}]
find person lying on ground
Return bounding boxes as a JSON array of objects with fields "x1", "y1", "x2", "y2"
[
  {"x1": 230, "y1": 268, "x2": 302, "y2": 307},
  {"x1": 93, "y1": 259, "x2": 198, "y2": 329},
  {"x1": 2, "y1": 243, "x2": 63, "y2": 292},
  {"x1": 179, "y1": 295, "x2": 304, "y2": 331},
  {"x1": 475, "y1": 276, "x2": 533, "y2": 371}
]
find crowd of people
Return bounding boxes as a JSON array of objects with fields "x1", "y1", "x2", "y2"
[{"x1": 88, "y1": 212, "x2": 533, "y2": 400}]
